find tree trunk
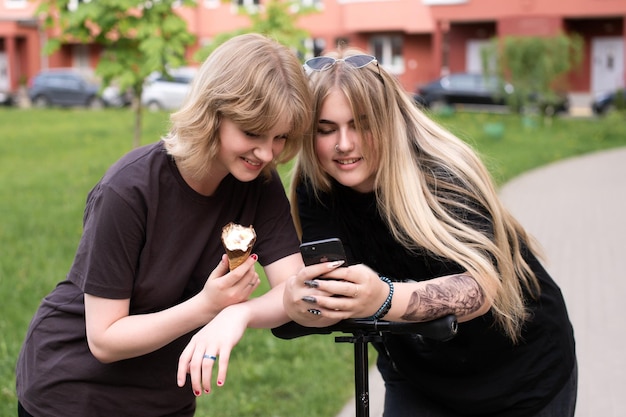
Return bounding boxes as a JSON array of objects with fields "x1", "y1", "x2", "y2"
[{"x1": 132, "y1": 94, "x2": 142, "y2": 148}]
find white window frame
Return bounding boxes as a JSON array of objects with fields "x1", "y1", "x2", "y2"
[
  {"x1": 370, "y1": 35, "x2": 404, "y2": 75},
  {"x1": 231, "y1": 0, "x2": 260, "y2": 13},
  {"x1": 421, "y1": 0, "x2": 467, "y2": 5},
  {"x1": 338, "y1": 0, "x2": 395, "y2": 3},
  {"x1": 203, "y1": 0, "x2": 220, "y2": 8},
  {"x1": 302, "y1": 37, "x2": 327, "y2": 61},
  {"x1": 67, "y1": 0, "x2": 91, "y2": 12},
  {"x1": 298, "y1": 0, "x2": 323, "y2": 8},
  {"x1": 72, "y1": 44, "x2": 91, "y2": 70},
  {"x1": 4, "y1": 0, "x2": 28, "y2": 9}
]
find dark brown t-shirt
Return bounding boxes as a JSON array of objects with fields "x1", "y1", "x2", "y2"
[{"x1": 16, "y1": 141, "x2": 300, "y2": 417}]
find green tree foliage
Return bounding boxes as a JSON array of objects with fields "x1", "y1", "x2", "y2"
[
  {"x1": 38, "y1": 0, "x2": 197, "y2": 147},
  {"x1": 482, "y1": 33, "x2": 583, "y2": 118},
  {"x1": 194, "y1": 0, "x2": 313, "y2": 62}
]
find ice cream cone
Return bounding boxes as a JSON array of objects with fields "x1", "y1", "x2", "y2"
[{"x1": 221, "y1": 223, "x2": 256, "y2": 271}]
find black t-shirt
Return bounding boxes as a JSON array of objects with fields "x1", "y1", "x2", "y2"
[
  {"x1": 297, "y1": 179, "x2": 576, "y2": 416},
  {"x1": 16, "y1": 141, "x2": 300, "y2": 417}
]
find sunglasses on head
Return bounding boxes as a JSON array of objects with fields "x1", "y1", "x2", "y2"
[{"x1": 304, "y1": 54, "x2": 379, "y2": 72}]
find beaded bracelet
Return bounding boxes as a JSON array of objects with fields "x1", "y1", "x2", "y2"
[{"x1": 371, "y1": 276, "x2": 394, "y2": 320}]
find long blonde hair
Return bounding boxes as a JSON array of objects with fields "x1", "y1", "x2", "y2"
[
  {"x1": 291, "y1": 49, "x2": 541, "y2": 342},
  {"x1": 163, "y1": 33, "x2": 312, "y2": 179}
]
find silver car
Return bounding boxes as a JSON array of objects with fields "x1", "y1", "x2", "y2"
[{"x1": 141, "y1": 67, "x2": 197, "y2": 111}]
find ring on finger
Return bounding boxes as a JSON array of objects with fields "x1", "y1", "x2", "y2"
[{"x1": 203, "y1": 354, "x2": 217, "y2": 361}]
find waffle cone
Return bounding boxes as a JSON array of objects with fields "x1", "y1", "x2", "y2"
[
  {"x1": 225, "y1": 248, "x2": 253, "y2": 271},
  {"x1": 221, "y1": 223, "x2": 256, "y2": 271}
]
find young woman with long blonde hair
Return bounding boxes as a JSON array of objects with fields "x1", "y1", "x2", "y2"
[{"x1": 284, "y1": 49, "x2": 577, "y2": 417}]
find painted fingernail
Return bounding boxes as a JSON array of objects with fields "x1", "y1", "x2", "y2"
[
  {"x1": 328, "y1": 260, "x2": 345, "y2": 268},
  {"x1": 307, "y1": 308, "x2": 322, "y2": 315},
  {"x1": 251, "y1": 254, "x2": 258, "y2": 261},
  {"x1": 304, "y1": 280, "x2": 319, "y2": 288},
  {"x1": 194, "y1": 390, "x2": 201, "y2": 396},
  {"x1": 217, "y1": 380, "x2": 224, "y2": 386},
  {"x1": 204, "y1": 389, "x2": 210, "y2": 393},
  {"x1": 302, "y1": 295, "x2": 317, "y2": 303}
]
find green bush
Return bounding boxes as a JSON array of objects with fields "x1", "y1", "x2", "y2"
[
  {"x1": 614, "y1": 88, "x2": 626, "y2": 117},
  {"x1": 482, "y1": 33, "x2": 583, "y2": 118}
]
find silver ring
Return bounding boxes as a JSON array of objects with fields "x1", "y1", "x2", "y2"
[
  {"x1": 203, "y1": 354, "x2": 217, "y2": 361},
  {"x1": 335, "y1": 144, "x2": 340, "y2": 152}
]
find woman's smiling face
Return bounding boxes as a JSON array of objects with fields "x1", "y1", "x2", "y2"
[
  {"x1": 214, "y1": 117, "x2": 289, "y2": 182},
  {"x1": 314, "y1": 87, "x2": 377, "y2": 193}
]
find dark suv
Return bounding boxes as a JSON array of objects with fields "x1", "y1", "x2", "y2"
[
  {"x1": 28, "y1": 69, "x2": 106, "y2": 108},
  {"x1": 414, "y1": 73, "x2": 513, "y2": 109},
  {"x1": 414, "y1": 72, "x2": 569, "y2": 114}
]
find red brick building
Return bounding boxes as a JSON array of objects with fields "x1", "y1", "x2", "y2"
[{"x1": 1, "y1": 0, "x2": 624, "y2": 102}]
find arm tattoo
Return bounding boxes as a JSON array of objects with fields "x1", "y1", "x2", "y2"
[{"x1": 400, "y1": 274, "x2": 484, "y2": 322}]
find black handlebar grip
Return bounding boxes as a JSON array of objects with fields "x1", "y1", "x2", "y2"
[
  {"x1": 371, "y1": 315, "x2": 458, "y2": 341},
  {"x1": 272, "y1": 315, "x2": 458, "y2": 342},
  {"x1": 271, "y1": 320, "x2": 335, "y2": 339}
]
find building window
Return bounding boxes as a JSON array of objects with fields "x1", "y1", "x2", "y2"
[
  {"x1": 337, "y1": 0, "x2": 387, "y2": 3},
  {"x1": 290, "y1": 0, "x2": 323, "y2": 14},
  {"x1": 231, "y1": 0, "x2": 259, "y2": 13},
  {"x1": 203, "y1": 0, "x2": 220, "y2": 8},
  {"x1": 233, "y1": 0, "x2": 259, "y2": 7},
  {"x1": 67, "y1": 0, "x2": 91, "y2": 12},
  {"x1": 299, "y1": 0, "x2": 322, "y2": 8},
  {"x1": 72, "y1": 44, "x2": 91, "y2": 69},
  {"x1": 421, "y1": 0, "x2": 467, "y2": 5},
  {"x1": 5, "y1": 0, "x2": 27, "y2": 9},
  {"x1": 370, "y1": 35, "x2": 403, "y2": 74},
  {"x1": 302, "y1": 37, "x2": 326, "y2": 61}
]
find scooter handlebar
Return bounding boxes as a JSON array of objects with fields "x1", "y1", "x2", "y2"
[{"x1": 272, "y1": 314, "x2": 458, "y2": 342}]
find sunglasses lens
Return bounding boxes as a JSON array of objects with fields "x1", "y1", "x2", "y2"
[
  {"x1": 305, "y1": 57, "x2": 336, "y2": 71},
  {"x1": 345, "y1": 55, "x2": 376, "y2": 68},
  {"x1": 304, "y1": 55, "x2": 379, "y2": 77}
]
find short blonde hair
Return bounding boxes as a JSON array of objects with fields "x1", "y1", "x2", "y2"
[{"x1": 163, "y1": 33, "x2": 312, "y2": 179}]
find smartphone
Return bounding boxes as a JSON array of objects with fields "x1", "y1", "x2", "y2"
[{"x1": 300, "y1": 238, "x2": 347, "y2": 266}]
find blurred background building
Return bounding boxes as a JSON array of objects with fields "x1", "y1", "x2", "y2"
[{"x1": 1, "y1": 0, "x2": 624, "y2": 103}]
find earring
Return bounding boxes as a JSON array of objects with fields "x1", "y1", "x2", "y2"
[{"x1": 335, "y1": 144, "x2": 340, "y2": 152}]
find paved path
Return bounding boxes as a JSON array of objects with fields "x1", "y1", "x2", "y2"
[{"x1": 337, "y1": 146, "x2": 626, "y2": 417}]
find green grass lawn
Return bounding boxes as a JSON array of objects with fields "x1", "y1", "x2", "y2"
[{"x1": 1, "y1": 107, "x2": 625, "y2": 417}]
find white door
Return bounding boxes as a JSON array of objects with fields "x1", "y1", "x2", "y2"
[
  {"x1": 466, "y1": 39, "x2": 492, "y2": 74},
  {"x1": 0, "y1": 52, "x2": 9, "y2": 92},
  {"x1": 591, "y1": 37, "x2": 624, "y2": 94}
]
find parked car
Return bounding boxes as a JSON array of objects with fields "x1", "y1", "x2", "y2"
[
  {"x1": 141, "y1": 67, "x2": 197, "y2": 111},
  {"x1": 414, "y1": 72, "x2": 569, "y2": 114},
  {"x1": 591, "y1": 88, "x2": 626, "y2": 115},
  {"x1": 28, "y1": 68, "x2": 125, "y2": 108},
  {"x1": 28, "y1": 68, "x2": 101, "y2": 108},
  {"x1": 102, "y1": 84, "x2": 133, "y2": 108},
  {"x1": 414, "y1": 73, "x2": 513, "y2": 109}
]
